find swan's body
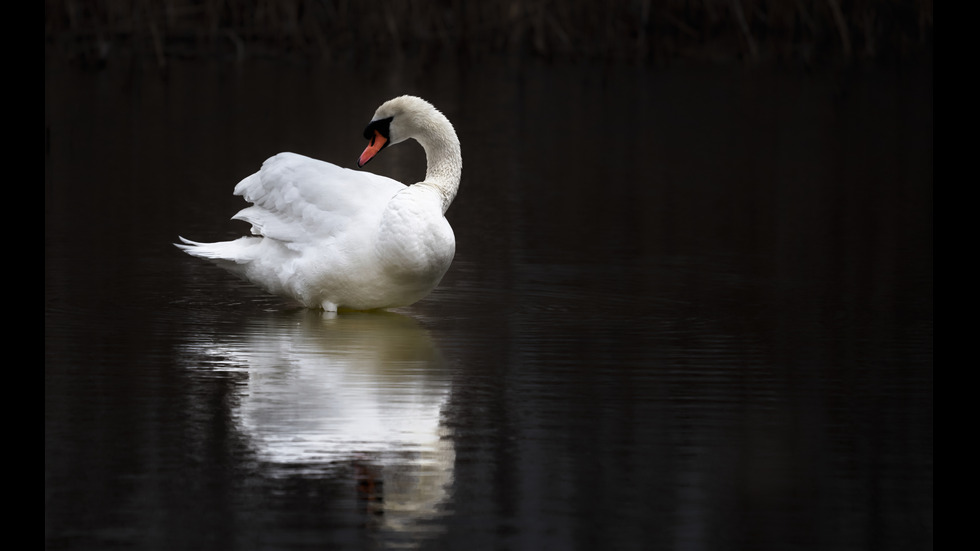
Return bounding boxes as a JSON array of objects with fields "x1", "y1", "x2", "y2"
[{"x1": 176, "y1": 96, "x2": 461, "y2": 312}]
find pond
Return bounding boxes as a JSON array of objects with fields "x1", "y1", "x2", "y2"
[{"x1": 45, "y1": 55, "x2": 932, "y2": 550}]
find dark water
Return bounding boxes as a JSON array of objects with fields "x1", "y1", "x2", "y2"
[{"x1": 45, "y1": 56, "x2": 932, "y2": 550}]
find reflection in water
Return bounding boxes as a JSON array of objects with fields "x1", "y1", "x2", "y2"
[{"x1": 182, "y1": 310, "x2": 454, "y2": 543}]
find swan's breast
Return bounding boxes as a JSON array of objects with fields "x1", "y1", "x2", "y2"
[{"x1": 375, "y1": 187, "x2": 455, "y2": 284}]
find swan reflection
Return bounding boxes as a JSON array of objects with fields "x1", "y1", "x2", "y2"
[{"x1": 183, "y1": 309, "x2": 454, "y2": 539}]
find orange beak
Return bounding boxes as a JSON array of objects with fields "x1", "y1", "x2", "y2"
[{"x1": 357, "y1": 130, "x2": 388, "y2": 168}]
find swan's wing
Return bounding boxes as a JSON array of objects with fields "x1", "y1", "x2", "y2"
[{"x1": 231, "y1": 152, "x2": 405, "y2": 245}]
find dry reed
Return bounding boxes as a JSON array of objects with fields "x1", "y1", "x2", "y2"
[{"x1": 45, "y1": 0, "x2": 933, "y2": 66}]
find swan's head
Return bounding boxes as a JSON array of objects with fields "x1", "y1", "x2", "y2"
[{"x1": 357, "y1": 96, "x2": 449, "y2": 168}]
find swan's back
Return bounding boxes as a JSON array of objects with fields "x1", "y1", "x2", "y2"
[{"x1": 233, "y1": 152, "x2": 405, "y2": 245}]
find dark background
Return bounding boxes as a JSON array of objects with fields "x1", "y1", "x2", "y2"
[{"x1": 45, "y1": 0, "x2": 932, "y2": 67}]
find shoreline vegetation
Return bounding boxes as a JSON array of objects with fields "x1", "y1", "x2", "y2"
[{"x1": 46, "y1": 1, "x2": 932, "y2": 68}]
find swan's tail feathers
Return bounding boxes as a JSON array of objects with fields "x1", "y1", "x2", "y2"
[
  {"x1": 175, "y1": 236, "x2": 258, "y2": 272},
  {"x1": 176, "y1": 236, "x2": 224, "y2": 259}
]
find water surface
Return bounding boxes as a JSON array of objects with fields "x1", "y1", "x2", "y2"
[{"x1": 45, "y1": 56, "x2": 932, "y2": 550}]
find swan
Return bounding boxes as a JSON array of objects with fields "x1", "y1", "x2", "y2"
[{"x1": 176, "y1": 96, "x2": 461, "y2": 312}]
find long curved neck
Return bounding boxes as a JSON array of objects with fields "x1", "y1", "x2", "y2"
[{"x1": 416, "y1": 121, "x2": 462, "y2": 215}]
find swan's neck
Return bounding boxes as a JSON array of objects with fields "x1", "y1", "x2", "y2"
[{"x1": 417, "y1": 128, "x2": 461, "y2": 215}]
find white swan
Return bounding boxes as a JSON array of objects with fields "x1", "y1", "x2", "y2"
[{"x1": 176, "y1": 96, "x2": 461, "y2": 312}]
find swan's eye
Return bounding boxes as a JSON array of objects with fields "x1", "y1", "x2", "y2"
[{"x1": 363, "y1": 116, "x2": 393, "y2": 141}]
